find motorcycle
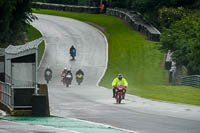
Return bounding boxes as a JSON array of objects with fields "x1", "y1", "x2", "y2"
[
  {"x1": 45, "y1": 71, "x2": 52, "y2": 84},
  {"x1": 114, "y1": 84, "x2": 126, "y2": 104},
  {"x1": 76, "y1": 74, "x2": 83, "y2": 85},
  {"x1": 70, "y1": 49, "x2": 76, "y2": 60},
  {"x1": 64, "y1": 73, "x2": 72, "y2": 87}
]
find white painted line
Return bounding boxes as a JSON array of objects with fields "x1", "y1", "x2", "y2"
[
  {"x1": 91, "y1": 26, "x2": 108, "y2": 87},
  {"x1": 69, "y1": 117, "x2": 139, "y2": 133}
]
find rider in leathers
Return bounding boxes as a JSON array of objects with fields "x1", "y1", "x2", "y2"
[
  {"x1": 76, "y1": 69, "x2": 84, "y2": 76},
  {"x1": 44, "y1": 66, "x2": 53, "y2": 83},
  {"x1": 65, "y1": 69, "x2": 73, "y2": 84},
  {"x1": 112, "y1": 74, "x2": 128, "y2": 99}
]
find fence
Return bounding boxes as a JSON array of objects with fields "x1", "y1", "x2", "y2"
[
  {"x1": 181, "y1": 75, "x2": 200, "y2": 88},
  {"x1": 106, "y1": 8, "x2": 160, "y2": 41},
  {"x1": 32, "y1": 2, "x2": 100, "y2": 14},
  {"x1": 32, "y1": 3, "x2": 160, "y2": 42},
  {"x1": 0, "y1": 81, "x2": 13, "y2": 108}
]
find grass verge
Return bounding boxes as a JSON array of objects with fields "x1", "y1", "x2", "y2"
[
  {"x1": 32, "y1": 8, "x2": 200, "y2": 106},
  {"x1": 27, "y1": 25, "x2": 45, "y2": 65}
]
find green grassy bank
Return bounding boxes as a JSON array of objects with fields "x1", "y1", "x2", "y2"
[
  {"x1": 27, "y1": 25, "x2": 45, "y2": 65},
  {"x1": 32, "y1": 9, "x2": 200, "y2": 106}
]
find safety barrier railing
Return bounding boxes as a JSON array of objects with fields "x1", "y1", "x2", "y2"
[
  {"x1": 32, "y1": 2, "x2": 100, "y2": 14},
  {"x1": 106, "y1": 8, "x2": 161, "y2": 41},
  {"x1": 0, "y1": 81, "x2": 13, "y2": 108},
  {"x1": 181, "y1": 75, "x2": 200, "y2": 88}
]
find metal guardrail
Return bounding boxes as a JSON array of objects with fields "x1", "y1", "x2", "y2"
[
  {"x1": 106, "y1": 8, "x2": 161, "y2": 41},
  {"x1": 181, "y1": 75, "x2": 200, "y2": 88},
  {"x1": 32, "y1": 2, "x2": 100, "y2": 14},
  {"x1": 0, "y1": 81, "x2": 13, "y2": 108}
]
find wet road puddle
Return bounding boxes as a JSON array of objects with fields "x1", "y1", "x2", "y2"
[{"x1": 1, "y1": 116, "x2": 132, "y2": 133}]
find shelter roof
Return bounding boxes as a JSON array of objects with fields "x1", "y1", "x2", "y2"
[{"x1": 5, "y1": 38, "x2": 43, "y2": 59}]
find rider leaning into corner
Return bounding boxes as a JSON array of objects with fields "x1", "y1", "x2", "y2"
[{"x1": 112, "y1": 74, "x2": 128, "y2": 99}]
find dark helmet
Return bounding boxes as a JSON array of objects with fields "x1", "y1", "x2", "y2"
[
  {"x1": 118, "y1": 74, "x2": 123, "y2": 80},
  {"x1": 46, "y1": 66, "x2": 50, "y2": 70}
]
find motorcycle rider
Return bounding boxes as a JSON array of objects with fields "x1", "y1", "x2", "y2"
[
  {"x1": 70, "y1": 45, "x2": 76, "y2": 60},
  {"x1": 65, "y1": 69, "x2": 73, "y2": 84},
  {"x1": 61, "y1": 67, "x2": 68, "y2": 81},
  {"x1": 61, "y1": 67, "x2": 67, "y2": 77},
  {"x1": 76, "y1": 69, "x2": 84, "y2": 85},
  {"x1": 76, "y1": 69, "x2": 84, "y2": 77},
  {"x1": 44, "y1": 66, "x2": 53, "y2": 83},
  {"x1": 112, "y1": 74, "x2": 128, "y2": 99}
]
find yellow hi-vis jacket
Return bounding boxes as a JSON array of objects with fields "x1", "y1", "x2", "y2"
[{"x1": 112, "y1": 77, "x2": 128, "y2": 87}]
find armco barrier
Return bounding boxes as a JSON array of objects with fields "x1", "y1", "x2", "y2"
[
  {"x1": 181, "y1": 75, "x2": 200, "y2": 88},
  {"x1": 32, "y1": 2, "x2": 100, "y2": 14},
  {"x1": 106, "y1": 8, "x2": 160, "y2": 41}
]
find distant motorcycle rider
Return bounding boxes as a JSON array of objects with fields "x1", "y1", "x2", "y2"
[
  {"x1": 76, "y1": 69, "x2": 84, "y2": 85},
  {"x1": 112, "y1": 74, "x2": 128, "y2": 99},
  {"x1": 44, "y1": 66, "x2": 53, "y2": 83},
  {"x1": 70, "y1": 45, "x2": 76, "y2": 60},
  {"x1": 76, "y1": 69, "x2": 84, "y2": 76},
  {"x1": 61, "y1": 67, "x2": 67, "y2": 80},
  {"x1": 65, "y1": 69, "x2": 73, "y2": 84},
  {"x1": 61, "y1": 67, "x2": 67, "y2": 76}
]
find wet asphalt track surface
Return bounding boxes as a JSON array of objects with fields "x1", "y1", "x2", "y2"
[{"x1": 25, "y1": 14, "x2": 200, "y2": 133}]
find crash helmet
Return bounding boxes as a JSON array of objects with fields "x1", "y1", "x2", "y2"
[
  {"x1": 46, "y1": 66, "x2": 51, "y2": 70},
  {"x1": 118, "y1": 74, "x2": 123, "y2": 80}
]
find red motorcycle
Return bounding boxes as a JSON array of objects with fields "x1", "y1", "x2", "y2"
[{"x1": 115, "y1": 84, "x2": 126, "y2": 104}]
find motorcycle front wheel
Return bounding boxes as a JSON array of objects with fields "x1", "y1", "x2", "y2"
[{"x1": 118, "y1": 94, "x2": 122, "y2": 104}]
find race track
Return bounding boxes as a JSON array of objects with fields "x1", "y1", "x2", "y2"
[{"x1": 31, "y1": 14, "x2": 200, "y2": 133}]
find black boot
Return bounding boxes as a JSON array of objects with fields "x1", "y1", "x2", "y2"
[
  {"x1": 122, "y1": 93, "x2": 125, "y2": 99},
  {"x1": 113, "y1": 89, "x2": 115, "y2": 98}
]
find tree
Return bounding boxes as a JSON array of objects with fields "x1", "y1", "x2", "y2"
[
  {"x1": 0, "y1": 0, "x2": 35, "y2": 47},
  {"x1": 160, "y1": 15, "x2": 200, "y2": 74},
  {"x1": 159, "y1": 7, "x2": 186, "y2": 29},
  {"x1": 130, "y1": 0, "x2": 196, "y2": 28}
]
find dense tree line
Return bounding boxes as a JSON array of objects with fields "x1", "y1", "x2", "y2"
[
  {"x1": 0, "y1": 0, "x2": 35, "y2": 47},
  {"x1": 160, "y1": 9, "x2": 200, "y2": 74},
  {"x1": 1, "y1": 0, "x2": 200, "y2": 74}
]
